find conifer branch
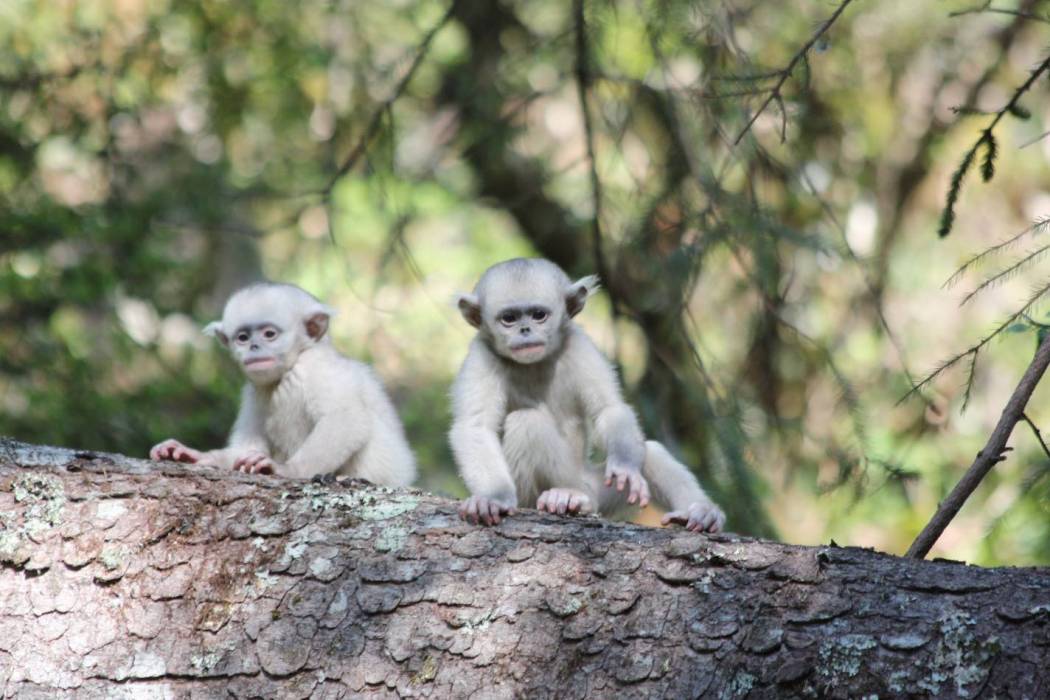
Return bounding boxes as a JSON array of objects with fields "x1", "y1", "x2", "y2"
[
  {"x1": 944, "y1": 217, "x2": 1050, "y2": 289},
  {"x1": 960, "y1": 242, "x2": 1050, "y2": 306},
  {"x1": 901, "y1": 278, "x2": 1050, "y2": 404},
  {"x1": 939, "y1": 53, "x2": 1050, "y2": 237}
]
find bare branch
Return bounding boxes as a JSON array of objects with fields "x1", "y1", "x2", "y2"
[
  {"x1": 907, "y1": 330, "x2": 1050, "y2": 559},
  {"x1": 730, "y1": 0, "x2": 856, "y2": 145},
  {"x1": 322, "y1": 2, "x2": 456, "y2": 197}
]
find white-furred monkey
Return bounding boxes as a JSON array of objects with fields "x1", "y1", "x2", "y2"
[
  {"x1": 449, "y1": 258, "x2": 725, "y2": 532},
  {"x1": 150, "y1": 282, "x2": 416, "y2": 487}
]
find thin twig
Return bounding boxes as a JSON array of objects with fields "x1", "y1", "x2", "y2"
[
  {"x1": 1021, "y1": 413, "x2": 1050, "y2": 459},
  {"x1": 907, "y1": 330, "x2": 1050, "y2": 558},
  {"x1": 322, "y1": 2, "x2": 456, "y2": 197},
  {"x1": 730, "y1": 0, "x2": 855, "y2": 145},
  {"x1": 950, "y1": 1, "x2": 1050, "y2": 24},
  {"x1": 1020, "y1": 128, "x2": 1050, "y2": 149}
]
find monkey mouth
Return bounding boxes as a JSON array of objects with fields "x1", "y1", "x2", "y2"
[
  {"x1": 244, "y1": 357, "x2": 277, "y2": 369},
  {"x1": 511, "y1": 341, "x2": 546, "y2": 354}
]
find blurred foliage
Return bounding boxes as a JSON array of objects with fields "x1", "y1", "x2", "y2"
[{"x1": 4, "y1": 0, "x2": 1050, "y2": 564}]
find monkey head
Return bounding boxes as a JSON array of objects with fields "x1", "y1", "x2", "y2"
[
  {"x1": 456, "y1": 258, "x2": 599, "y2": 364},
  {"x1": 204, "y1": 282, "x2": 334, "y2": 385}
]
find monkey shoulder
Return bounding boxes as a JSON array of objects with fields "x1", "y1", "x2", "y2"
[
  {"x1": 292, "y1": 347, "x2": 376, "y2": 404},
  {"x1": 559, "y1": 326, "x2": 615, "y2": 376},
  {"x1": 455, "y1": 338, "x2": 508, "y2": 383}
]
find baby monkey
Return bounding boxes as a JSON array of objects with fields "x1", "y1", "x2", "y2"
[
  {"x1": 450, "y1": 258, "x2": 725, "y2": 532},
  {"x1": 150, "y1": 282, "x2": 416, "y2": 487}
]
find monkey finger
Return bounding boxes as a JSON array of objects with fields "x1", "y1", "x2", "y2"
[
  {"x1": 661, "y1": 510, "x2": 685, "y2": 526},
  {"x1": 487, "y1": 502, "x2": 502, "y2": 525},
  {"x1": 616, "y1": 473, "x2": 627, "y2": 492},
  {"x1": 536, "y1": 492, "x2": 549, "y2": 512},
  {"x1": 637, "y1": 479, "x2": 651, "y2": 508},
  {"x1": 557, "y1": 491, "x2": 570, "y2": 514},
  {"x1": 469, "y1": 499, "x2": 483, "y2": 524}
]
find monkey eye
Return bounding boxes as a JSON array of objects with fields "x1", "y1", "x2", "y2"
[
  {"x1": 499, "y1": 311, "x2": 520, "y2": 326},
  {"x1": 235, "y1": 331, "x2": 251, "y2": 344},
  {"x1": 531, "y1": 309, "x2": 549, "y2": 323},
  {"x1": 262, "y1": 327, "x2": 279, "y2": 340}
]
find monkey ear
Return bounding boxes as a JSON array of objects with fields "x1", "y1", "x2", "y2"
[
  {"x1": 304, "y1": 311, "x2": 330, "y2": 340},
  {"x1": 456, "y1": 294, "x2": 483, "y2": 329},
  {"x1": 203, "y1": 321, "x2": 229, "y2": 347},
  {"x1": 565, "y1": 275, "x2": 601, "y2": 317}
]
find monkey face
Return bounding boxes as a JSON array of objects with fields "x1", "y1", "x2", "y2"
[
  {"x1": 229, "y1": 322, "x2": 296, "y2": 383},
  {"x1": 457, "y1": 258, "x2": 601, "y2": 365},
  {"x1": 488, "y1": 302, "x2": 559, "y2": 364},
  {"x1": 205, "y1": 282, "x2": 334, "y2": 385}
]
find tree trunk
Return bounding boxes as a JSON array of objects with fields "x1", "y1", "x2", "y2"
[{"x1": 0, "y1": 439, "x2": 1048, "y2": 699}]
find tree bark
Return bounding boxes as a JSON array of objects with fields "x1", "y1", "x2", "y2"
[{"x1": 1, "y1": 439, "x2": 1048, "y2": 699}]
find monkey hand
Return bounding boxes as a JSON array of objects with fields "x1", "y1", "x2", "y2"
[
  {"x1": 458, "y1": 495, "x2": 515, "y2": 526},
  {"x1": 536, "y1": 488, "x2": 593, "y2": 516},
  {"x1": 604, "y1": 463, "x2": 651, "y2": 507},
  {"x1": 150, "y1": 439, "x2": 204, "y2": 464},
  {"x1": 661, "y1": 500, "x2": 725, "y2": 533},
  {"x1": 232, "y1": 451, "x2": 277, "y2": 475}
]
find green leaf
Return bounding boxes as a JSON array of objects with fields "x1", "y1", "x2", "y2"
[{"x1": 1006, "y1": 323, "x2": 1030, "y2": 334}]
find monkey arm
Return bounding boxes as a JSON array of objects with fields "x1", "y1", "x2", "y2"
[
  {"x1": 201, "y1": 386, "x2": 270, "y2": 469},
  {"x1": 449, "y1": 421, "x2": 517, "y2": 506},
  {"x1": 281, "y1": 412, "x2": 371, "y2": 479},
  {"x1": 449, "y1": 344, "x2": 517, "y2": 506},
  {"x1": 572, "y1": 336, "x2": 647, "y2": 471}
]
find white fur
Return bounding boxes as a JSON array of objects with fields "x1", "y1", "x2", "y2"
[
  {"x1": 205, "y1": 345, "x2": 416, "y2": 485},
  {"x1": 157, "y1": 283, "x2": 415, "y2": 487},
  {"x1": 450, "y1": 259, "x2": 722, "y2": 525}
]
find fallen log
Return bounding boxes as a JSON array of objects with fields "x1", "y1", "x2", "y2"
[{"x1": 0, "y1": 438, "x2": 1047, "y2": 698}]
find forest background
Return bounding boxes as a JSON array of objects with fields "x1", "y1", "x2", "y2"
[{"x1": 3, "y1": 0, "x2": 1050, "y2": 566}]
